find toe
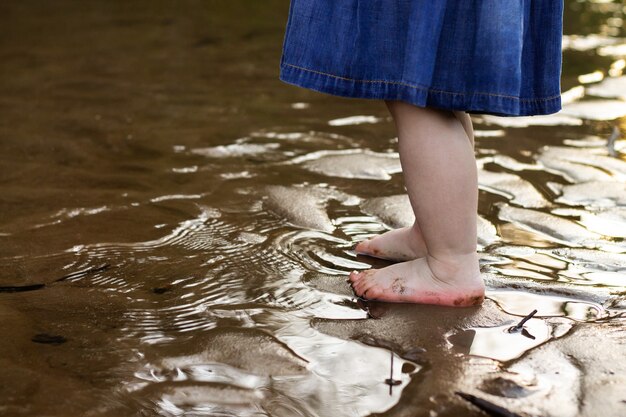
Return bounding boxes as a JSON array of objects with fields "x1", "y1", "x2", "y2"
[
  {"x1": 352, "y1": 284, "x2": 363, "y2": 297},
  {"x1": 354, "y1": 277, "x2": 374, "y2": 297},
  {"x1": 352, "y1": 279, "x2": 366, "y2": 296},
  {"x1": 354, "y1": 239, "x2": 371, "y2": 254},
  {"x1": 359, "y1": 279, "x2": 378, "y2": 296},
  {"x1": 348, "y1": 269, "x2": 371, "y2": 284},
  {"x1": 353, "y1": 284, "x2": 364, "y2": 297},
  {"x1": 349, "y1": 270, "x2": 362, "y2": 283},
  {"x1": 364, "y1": 287, "x2": 382, "y2": 300},
  {"x1": 351, "y1": 275, "x2": 371, "y2": 296}
]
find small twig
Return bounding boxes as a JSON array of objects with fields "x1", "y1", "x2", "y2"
[
  {"x1": 384, "y1": 351, "x2": 401, "y2": 395},
  {"x1": 455, "y1": 392, "x2": 523, "y2": 417},
  {"x1": 513, "y1": 309, "x2": 537, "y2": 331},
  {"x1": 389, "y1": 351, "x2": 393, "y2": 395}
]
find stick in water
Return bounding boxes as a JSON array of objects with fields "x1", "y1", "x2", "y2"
[
  {"x1": 513, "y1": 309, "x2": 538, "y2": 331},
  {"x1": 384, "y1": 351, "x2": 401, "y2": 395}
]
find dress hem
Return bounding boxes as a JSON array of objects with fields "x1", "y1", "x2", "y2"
[{"x1": 279, "y1": 62, "x2": 562, "y2": 117}]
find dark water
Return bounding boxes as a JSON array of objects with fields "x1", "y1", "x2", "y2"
[{"x1": 1, "y1": 1, "x2": 625, "y2": 416}]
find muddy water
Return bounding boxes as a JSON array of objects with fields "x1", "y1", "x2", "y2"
[{"x1": 0, "y1": 1, "x2": 625, "y2": 416}]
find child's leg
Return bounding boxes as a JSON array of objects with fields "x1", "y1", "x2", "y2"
[
  {"x1": 349, "y1": 100, "x2": 484, "y2": 306},
  {"x1": 354, "y1": 108, "x2": 475, "y2": 262},
  {"x1": 453, "y1": 110, "x2": 475, "y2": 148}
]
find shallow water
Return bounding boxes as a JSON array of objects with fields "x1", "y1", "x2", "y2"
[{"x1": 0, "y1": 1, "x2": 625, "y2": 416}]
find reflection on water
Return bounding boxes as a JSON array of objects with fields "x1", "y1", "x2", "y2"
[
  {"x1": 487, "y1": 290, "x2": 605, "y2": 321},
  {"x1": 447, "y1": 318, "x2": 559, "y2": 362},
  {"x1": 0, "y1": 1, "x2": 625, "y2": 416}
]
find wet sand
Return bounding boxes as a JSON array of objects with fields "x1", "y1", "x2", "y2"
[{"x1": 0, "y1": 1, "x2": 625, "y2": 416}]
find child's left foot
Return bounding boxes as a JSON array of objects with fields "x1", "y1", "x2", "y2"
[
  {"x1": 354, "y1": 225, "x2": 427, "y2": 262},
  {"x1": 349, "y1": 255, "x2": 484, "y2": 307}
]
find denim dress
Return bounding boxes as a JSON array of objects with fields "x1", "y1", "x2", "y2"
[{"x1": 279, "y1": 1, "x2": 564, "y2": 117}]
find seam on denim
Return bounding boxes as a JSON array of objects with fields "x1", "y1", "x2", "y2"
[{"x1": 283, "y1": 63, "x2": 561, "y2": 102}]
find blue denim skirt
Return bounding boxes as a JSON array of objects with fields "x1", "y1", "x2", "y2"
[{"x1": 279, "y1": 1, "x2": 563, "y2": 117}]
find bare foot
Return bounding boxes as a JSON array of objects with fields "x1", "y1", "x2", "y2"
[
  {"x1": 348, "y1": 254, "x2": 484, "y2": 307},
  {"x1": 354, "y1": 224, "x2": 427, "y2": 262}
]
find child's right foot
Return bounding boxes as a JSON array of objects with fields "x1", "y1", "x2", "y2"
[
  {"x1": 349, "y1": 254, "x2": 484, "y2": 306},
  {"x1": 354, "y1": 225, "x2": 428, "y2": 262}
]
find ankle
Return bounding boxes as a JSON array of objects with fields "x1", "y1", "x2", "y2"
[
  {"x1": 407, "y1": 224, "x2": 428, "y2": 255},
  {"x1": 425, "y1": 252, "x2": 482, "y2": 286}
]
